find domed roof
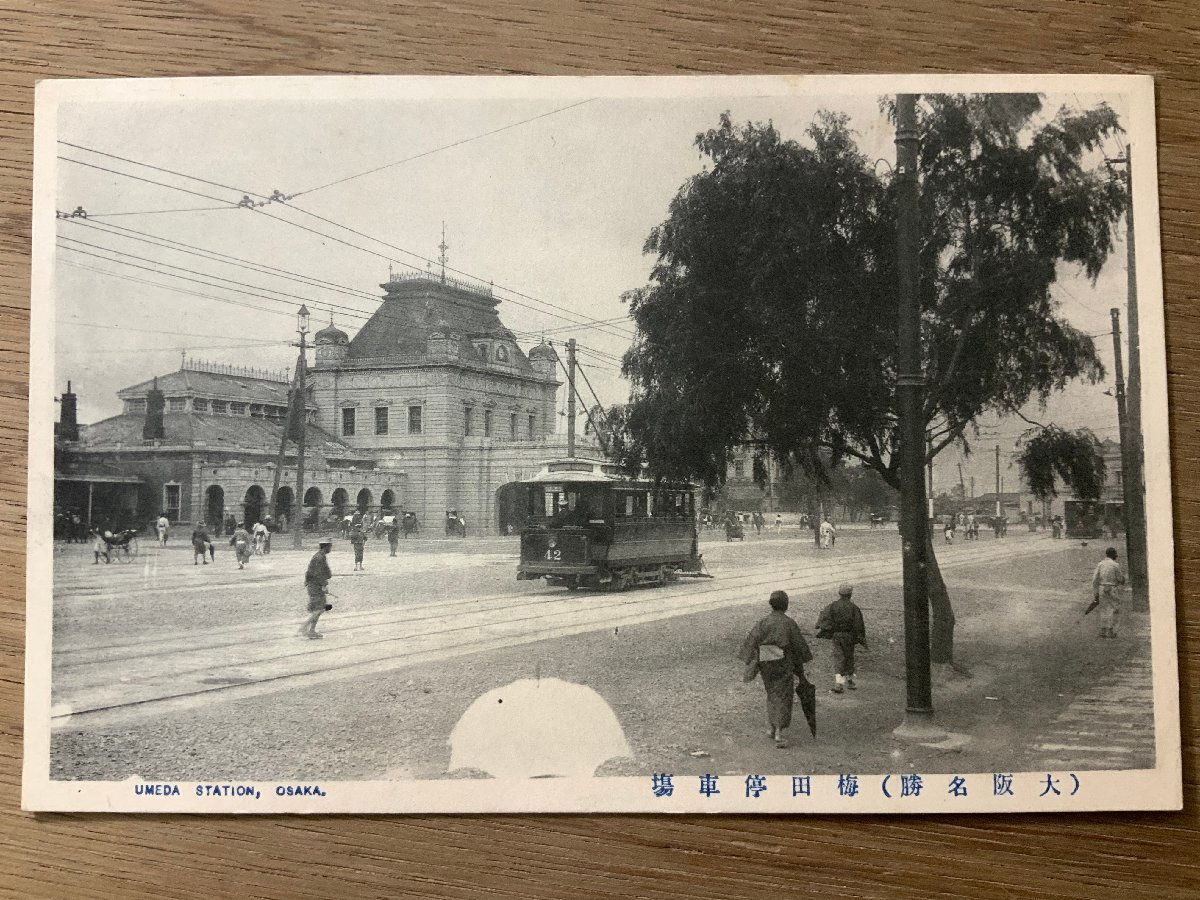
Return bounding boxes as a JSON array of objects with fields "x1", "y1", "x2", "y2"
[
  {"x1": 315, "y1": 318, "x2": 349, "y2": 345},
  {"x1": 527, "y1": 342, "x2": 557, "y2": 361}
]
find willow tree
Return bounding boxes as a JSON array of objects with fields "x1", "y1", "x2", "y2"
[{"x1": 620, "y1": 96, "x2": 1126, "y2": 664}]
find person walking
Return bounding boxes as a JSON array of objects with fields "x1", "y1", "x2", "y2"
[
  {"x1": 1092, "y1": 547, "x2": 1128, "y2": 638},
  {"x1": 386, "y1": 518, "x2": 399, "y2": 557},
  {"x1": 191, "y1": 523, "x2": 211, "y2": 565},
  {"x1": 738, "y1": 590, "x2": 813, "y2": 749},
  {"x1": 252, "y1": 520, "x2": 269, "y2": 555},
  {"x1": 816, "y1": 583, "x2": 868, "y2": 693},
  {"x1": 91, "y1": 528, "x2": 109, "y2": 565},
  {"x1": 350, "y1": 523, "x2": 367, "y2": 571},
  {"x1": 819, "y1": 517, "x2": 835, "y2": 550},
  {"x1": 156, "y1": 513, "x2": 170, "y2": 546},
  {"x1": 300, "y1": 540, "x2": 334, "y2": 639},
  {"x1": 230, "y1": 523, "x2": 253, "y2": 570}
]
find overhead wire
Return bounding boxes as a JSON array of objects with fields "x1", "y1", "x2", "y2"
[{"x1": 56, "y1": 142, "x2": 639, "y2": 341}]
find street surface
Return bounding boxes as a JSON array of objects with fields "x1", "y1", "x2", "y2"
[{"x1": 48, "y1": 526, "x2": 1155, "y2": 780}]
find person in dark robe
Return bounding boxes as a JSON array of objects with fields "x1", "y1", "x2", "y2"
[
  {"x1": 230, "y1": 523, "x2": 253, "y2": 570},
  {"x1": 816, "y1": 583, "x2": 868, "y2": 693},
  {"x1": 300, "y1": 540, "x2": 333, "y2": 639},
  {"x1": 738, "y1": 590, "x2": 813, "y2": 748},
  {"x1": 191, "y1": 524, "x2": 210, "y2": 565},
  {"x1": 349, "y1": 523, "x2": 367, "y2": 570}
]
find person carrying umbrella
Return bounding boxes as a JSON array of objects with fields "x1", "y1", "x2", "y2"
[
  {"x1": 300, "y1": 539, "x2": 334, "y2": 639},
  {"x1": 738, "y1": 590, "x2": 815, "y2": 748},
  {"x1": 1090, "y1": 547, "x2": 1128, "y2": 638}
]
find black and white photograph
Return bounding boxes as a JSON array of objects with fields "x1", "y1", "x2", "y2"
[{"x1": 23, "y1": 74, "x2": 1180, "y2": 813}]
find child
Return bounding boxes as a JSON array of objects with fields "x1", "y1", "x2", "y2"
[{"x1": 816, "y1": 583, "x2": 867, "y2": 693}]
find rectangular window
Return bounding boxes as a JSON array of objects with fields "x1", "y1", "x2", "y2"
[
  {"x1": 163, "y1": 484, "x2": 181, "y2": 522},
  {"x1": 192, "y1": 398, "x2": 208, "y2": 413},
  {"x1": 230, "y1": 402, "x2": 247, "y2": 416},
  {"x1": 528, "y1": 413, "x2": 536, "y2": 439},
  {"x1": 210, "y1": 400, "x2": 227, "y2": 415},
  {"x1": 127, "y1": 399, "x2": 146, "y2": 414},
  {"x1": 733, "y1": 459, "x2": 746, "y2": 478},
  {"x1": 342, "y1": 407, "x2": 356, "y2": 437},
  {"x1": 408, "y1": 405, "x2": 423, "y2": 434},
  {"x1": 510, "y1": 413, "x2": 518, "y2": 440},
  {"x1": 168, "y1": 397, "x2": 186, "y2": 412},
  {"x1": 483, "y1": 409, "x2": 492, "y2": 437},
  {"x1": 465, "y1": 407, "x2": 474, "y2": 436},
  {"x1": 249, "y1": 403, "x2": 263, "y2": 418},
  {"x1": 375, "y1": 406, "x2": 389, "y2": 435}
]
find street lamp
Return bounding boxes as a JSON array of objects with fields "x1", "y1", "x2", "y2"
[{"x1": 298, "y1": 304, "x2": 310, "y2": 337}]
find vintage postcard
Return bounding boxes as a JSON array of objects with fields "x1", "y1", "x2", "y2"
[{"x1": 24, "y1": 74, "x2": 1180, "y2": 813}]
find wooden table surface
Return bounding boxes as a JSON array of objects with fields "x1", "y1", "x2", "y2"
[{"x1": 0, "y1": 3, "x2": 1195, "y2": 897}]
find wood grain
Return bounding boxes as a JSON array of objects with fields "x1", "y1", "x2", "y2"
[{"x1": 1, "y1": 2, "x2": 1196, "y2": 897}]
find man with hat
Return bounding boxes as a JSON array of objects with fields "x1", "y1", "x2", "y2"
[
  {"x1": 816, "y1": 583, "x2": 868, "y2": 693},
  {"x1": 301, "y1": 539, "x2": 334, "y2": 639},
  {"x1": 738, "y1": 590, "x2": 813, "y2": 748}
]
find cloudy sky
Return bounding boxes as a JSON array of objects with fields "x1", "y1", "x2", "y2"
[{"x1": 48, "y1": 80, "x2": 1136, "y2": 496}]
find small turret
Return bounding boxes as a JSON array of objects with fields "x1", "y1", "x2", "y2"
[
  {"x1": 527, "y1": 342, "x2": 558, "y2": 379},
  {"x1": 314, "y1": 317, "x2": 350, "y2": 368},
  {"x1": 56, "y1": 380, "x2": 79, "y2": 442}
]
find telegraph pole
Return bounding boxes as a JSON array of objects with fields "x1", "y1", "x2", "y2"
[
  {"x1": 1113, "y1": 147, "x2": 1148, "y2": 606},
  {"x1": 994, "y1": 445, "x2": 1001, "y2": 516},
  {"x1": 892, "y1": 94, "x2": 936, "y2": 737},
  {"x1": 293, "y1": 305, "x2": 310, "y2": 550},
  {"x1": 566, "y1": 338, "x2": 577, "y2": 458},
  {"x1": 1110, "y1": 308, "x2": 1143, "y2": 590}
]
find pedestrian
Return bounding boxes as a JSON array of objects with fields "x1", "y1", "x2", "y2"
[
  {"x1": 819, "y1": 517, "x2": 835, "y2": 550},
  {"x1": 230, "y1": 522, "x2": 253, "y2": 570},
  {"x1": 252, "y1": 520, "x2": 268, "y2": 555},
  {"x1": 944, "y1": 520, "x2": 955, "y2": 544},
  {"x1": 816, "y1": 583, "x2": 868, "y2": 693},
  {"x1": 91, "y1": 528, "x2": 109, "y2": 565},
  {"x1": 774, "y1": 513, "x2": 783, "y2": 531},
  {"x1": 156, "y1": 513, "x2": 170, "y2": 546},
  {"x1": 191, "y1": 523, "x2": 210, "y2": 565},
  {"x1": 738, "y1": 590, "x2": 813, "y2": 749},
  {"x1": 1092, "y1": 547, "x2": 1128, "y2": 638},
  {"x1": 300, "y1": 539, "x2": 334, "y2": 639},
  {"x1": 350, "y1": 523, "x2": 367, "y2": 570},
  {"x1": 386, "y1": 519, "x2": 399, "y2": 557}
]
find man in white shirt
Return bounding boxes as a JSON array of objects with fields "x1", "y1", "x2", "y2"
[
  {"x1": 156, "y1": 514, "x2": 169, "y2": 546},
  {"x1": 1091, "y1": 547, "x2": 1128, "y2": 638}
]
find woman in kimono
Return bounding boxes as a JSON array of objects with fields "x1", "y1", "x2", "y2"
[{"x1": 739, "y1": 590, "x2": 813, "y2": 748}]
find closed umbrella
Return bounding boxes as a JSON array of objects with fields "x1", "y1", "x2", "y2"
[{"x1": 795, "y1": 672, "x2": 817, "y2": 739}]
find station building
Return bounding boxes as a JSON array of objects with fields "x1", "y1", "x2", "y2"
[{"x1": 53, "y1": 271, "x2": 600, "y2": 535}]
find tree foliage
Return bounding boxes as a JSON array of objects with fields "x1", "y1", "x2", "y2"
[
  {"x1": 1017, "y1": 426, "x2": 1107, "y2": 502},
  {"x1": 621, "y1": 97, "x2": 1124, "y2": 490}
]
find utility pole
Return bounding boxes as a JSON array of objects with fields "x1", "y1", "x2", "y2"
[
  {"x1": 957, "y1": 461, "x2": 965, "y2": 498},
  {"x1": 566, "y1": 338, "x2": 577, "y2": 458},
  {"x1": 926, "y1": 436, "x2": 934, "y2": 519},
  {"x1": 892, "y1": 94, "x2": 937, "y2": 738},
  {"x1": 268, "y1": 360, "x2": 297, "y2": 528},
  {"x1": 1114, "y1": 147, "x2": 1148, "y2": 606},
  {"x1": 970, "y1": 476, "x2": 975, "y2": 500},
  {"x1": 293, "y1": 305, "x2": 310, "y2": 550},
  {"x1": 1110, "y1": 308, "x2": 1143, "y2": 586},
  {"x1": 995, "y1": 445, "x2": 1001, "y2": 516}
]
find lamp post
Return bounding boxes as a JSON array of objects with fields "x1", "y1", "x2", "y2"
[
  {"x1": 293, "y1": 304, "x2": 310, "y2": 550},
  {"x1": 893, "y1": 94, "x2": 940, "y2": 741}
]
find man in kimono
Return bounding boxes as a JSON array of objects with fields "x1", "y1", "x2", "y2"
[
  {"x1": 191, "y1": 523, "x2": 210, "y2": 566},
  {"x1": 229, "y1": 523, "x2": 253, "y2": 570},
  {"x1": 739, "y1": 590, "x2": 813, "y2": 748},
  {"x1": 300, "y1": 540, "x2": 334, "y2": 639},
  {"x1": 816, "y1": 583, "x2": 868, "y2": 693},
  {"x1": 349, "y1": 523, "x2": 367, "y2": 571}
]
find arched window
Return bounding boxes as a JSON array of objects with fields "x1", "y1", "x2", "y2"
[{"x1": 496, "y1": 345, "x2": 508, "y2": 362}]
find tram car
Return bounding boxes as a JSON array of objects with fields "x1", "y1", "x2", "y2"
[{"x1": 516, "y1": 459, "x2": 703, "y2": 590}]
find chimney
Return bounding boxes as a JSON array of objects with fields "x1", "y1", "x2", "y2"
[
  {"x1": 58, "y1": 380, "x2": 79, "y2": 441},
  {"x1": 143, "y1": 377, "x2": 165, "y2": 441}
]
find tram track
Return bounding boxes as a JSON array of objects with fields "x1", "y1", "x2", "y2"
[{"x1": 51, "y1": 537, "x2": 1062, "y2": 730}]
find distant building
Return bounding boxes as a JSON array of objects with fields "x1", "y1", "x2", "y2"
[{"x1": 54, "y1": 271, "x2": 601, "y2": 534}]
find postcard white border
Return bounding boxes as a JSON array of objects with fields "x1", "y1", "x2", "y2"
[{"x1": 23, "y1": 73, "x2": 1180, "y2": 814}]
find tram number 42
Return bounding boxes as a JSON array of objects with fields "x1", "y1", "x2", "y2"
[{"x1": 544, "y1": 548, "x2": 562, "y2": 561}]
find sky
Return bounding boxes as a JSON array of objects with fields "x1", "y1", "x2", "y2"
[{"x1": 48, "y1": 83, "x2": 1137, "y2": 497}]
